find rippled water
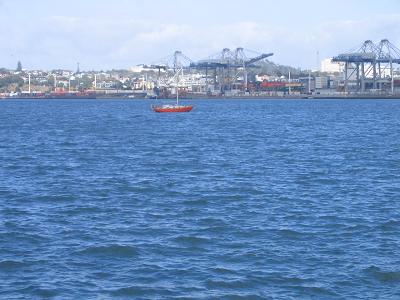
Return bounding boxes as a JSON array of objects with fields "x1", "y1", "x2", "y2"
[{"x1": 1, "y1": 99, "x2": 400, "y2": 299}]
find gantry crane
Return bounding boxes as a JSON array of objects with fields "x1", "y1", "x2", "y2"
[
  {"x1": 332, "y1": 39, "x2": 400, "y2": 93},
  {"x1": 190, "y1": 48, "x2": 273, "y2": 92}
]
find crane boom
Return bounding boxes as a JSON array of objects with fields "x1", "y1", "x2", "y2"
[{"x1": 245, "y1": 53, "x2": 273, "y2": 65}]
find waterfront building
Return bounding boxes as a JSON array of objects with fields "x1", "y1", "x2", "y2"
[
  {"x1": 321, "y1": 58, "x2": 343, "y2": 73},
  {"x1": 315, "y1": 76, "x2": 329, "y2": 89}
]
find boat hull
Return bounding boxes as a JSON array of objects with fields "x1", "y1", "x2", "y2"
[{"x1": 152, "y1": 105, "x2": 193, "y2": 113}]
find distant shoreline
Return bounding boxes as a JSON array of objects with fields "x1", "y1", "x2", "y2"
[{"x1": 2, "y1": 95, "x2": 400, "y2": 100}]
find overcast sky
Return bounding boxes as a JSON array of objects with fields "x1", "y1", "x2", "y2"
[{"x1": 1, "y1": 0, "x2": 399, "y2": 70}]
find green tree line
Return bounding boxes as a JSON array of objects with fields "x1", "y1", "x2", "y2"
[{"x1": 0, "y1": 75, "x2": 24, "y2": 89}]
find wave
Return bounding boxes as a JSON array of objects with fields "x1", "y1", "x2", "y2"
[
  {"x1": 173, "y1": 235, "x2": 211, "y2": 245},
  {"x1": 76, "y1": 244, "x2": 139, "y2": 257},
  {"x1": 364, "y1": 266, "x2": 400, "y2": 282},
  {"x1": 378, "y1": 220, "x2": 400, "y2": 232},
  {"x1": 0, "y1": 260, "x2": 26, "y2": 269},
  {"x1": 276, "y1": 228, "x2": 305, "y2": 239},
  {"x1": 205, "y1": 279, "x2": 253, "y2": 289},
  {"x1": 109, "y1": 286, "x2": 174, "y2": 297}
]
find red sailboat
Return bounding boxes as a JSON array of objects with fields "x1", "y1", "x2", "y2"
[
  {"x1": 152, "y1": 63, "x2": 193, "y2": 113},
  {"x1": 152, "y1": 104, "x2": 193, "y2": 113}
]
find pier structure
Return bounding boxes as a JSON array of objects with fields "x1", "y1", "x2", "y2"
[{"x1": 332, "y1": 39, "x2": 400, "y2": 94}]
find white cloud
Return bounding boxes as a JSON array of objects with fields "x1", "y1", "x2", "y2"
[
  {"x1": 1, "y1": 13, "x2": 400, "y2": 70},
  {"x1": 135, "y1": 24, "x2": 191, "y2": 43}
]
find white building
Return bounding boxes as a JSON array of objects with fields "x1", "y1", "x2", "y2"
[
  {"x1": 321, "y1": 58, "x2": 343, "y2": 73},
  {"x1": 130, "y1": 65, "x2": 145, "y2": 73}
]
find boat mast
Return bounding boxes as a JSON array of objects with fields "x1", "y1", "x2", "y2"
[{"x1": 176, "y1": 68, "x2": 179, "y2": 105}]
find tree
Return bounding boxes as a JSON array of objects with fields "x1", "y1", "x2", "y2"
[
  {"x1": 0, "y1": 75, "x2": 24, "y2": 88},
  {"x1": 78, "y1": 75, "x2": 94, "y2": 90},
  {"x1": 16, "y1": 61, "x2": 22, "y2": 72}
]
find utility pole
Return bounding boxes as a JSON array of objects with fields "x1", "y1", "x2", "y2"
[
  {"x1": 391, "y1": 59, "x2": 394, "y2": 95},
  {"x1": 244, "y1": 66, "x2": 248, "y2": 93},
  {"x1": 288, "y1": 70, "x2": 291, "y2": 95},
  {"x1": 344, "y1": 62, "x2": 348, "y2": 93},
  {"x1": 28, "y1": 73, "x2": 31, "y2": 94}
]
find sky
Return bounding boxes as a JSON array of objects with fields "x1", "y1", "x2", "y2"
[{"x1": 1, "y1": 0, "x2": 400, "y2": 70}]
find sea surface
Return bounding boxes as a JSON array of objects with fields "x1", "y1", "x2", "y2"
[{"x1": 0, "y1": 99, "x2": 400, "y2": 299}]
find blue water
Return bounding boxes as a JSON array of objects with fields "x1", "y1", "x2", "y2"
[{"x1": 1, "y1": 99, "x2": 400, "y2": 299}]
